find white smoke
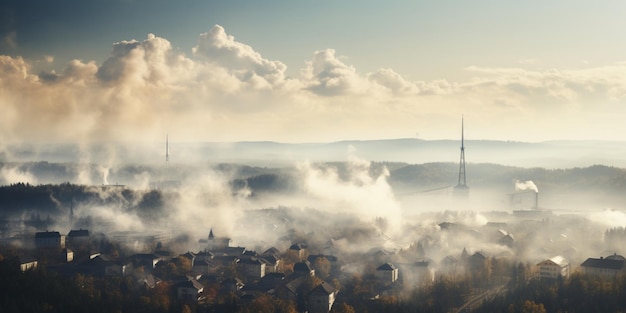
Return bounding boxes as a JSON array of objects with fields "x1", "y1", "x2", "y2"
[
  {"x1": 515, "y1": 179, "x2": 538, "y2": 193},
  {"x1": 0, "y1": 166, "x2": 38, "y2": 185},
  {"x1": 297, "y1": 148, "x2": 403, "y2": 235}
]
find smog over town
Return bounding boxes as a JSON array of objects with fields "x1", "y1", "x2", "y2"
[{"x1": 2, "y1": 1, "x2": 626, "y2": 312}]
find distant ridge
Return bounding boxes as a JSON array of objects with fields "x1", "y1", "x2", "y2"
[{"x1": 2, "y1": 139, "x2": 626, "y2": 168}]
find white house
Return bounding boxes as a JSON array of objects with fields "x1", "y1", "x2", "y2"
[{"x1": 537, "y1": 256, "x2": 569, "y2": 279}]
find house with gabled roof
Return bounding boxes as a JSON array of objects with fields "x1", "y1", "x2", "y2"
[
  {"x1": 440, "y1": 255, "x2": 459, "y2": 275},
  {"x1": 468, "y1": 251, "x2": 488, "y2": 271},
  {"x1": 238, "y1": 257, "x2": 266, "y2": 280},
  {"x1": 499, "y1": 234, "x2": 515, "y2": 247},
  {"x1": 293, "y1": 260, "x2": 315, "y2": 277},
  {"x1": 537, "y1": 256, "x2": 569, "y2": 279},
  {"x1": 130, "y1": 253, "x2": 162, "y2": 270},
  {"x1": 289, "y1": 243, "x2": 307, "y2": 261},
  {"x1": 176, "y1": 278, "x2": 205, "y2": 302},
  {"x1": 376, "y1": 262, "x2": 398, "y2": 285},
  {"x1": 308, "y1": 281, "x2": 337, "y2": 313},
  {"x1": 35, "y1": 231, "x2": 65, "y2": 249},
  {"x1": 260, "y1": 254, "x2": 282, "y2": 273},
  {"x1": 581, "y1": 256, "x2": 625, "y2": 278},
  {"x1": 262, "y1": 247, "x2": 280, "y2": 256},
  {"x1": 66, "y1": 229, "x2": 89, "y2": 249}
]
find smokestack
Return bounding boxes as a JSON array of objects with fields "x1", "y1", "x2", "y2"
[
  {"x1": 166, "y1": 134, "x2": 169, "y2": 165},
  {"x1": 535, "y1": 191, "x2": 539, "y2": 210}
]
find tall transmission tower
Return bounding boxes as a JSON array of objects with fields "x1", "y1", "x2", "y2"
[{"x1": 454, "y1": 117, "x2": 469, "y2": 198}]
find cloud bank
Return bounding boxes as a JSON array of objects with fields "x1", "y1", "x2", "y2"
[{"x1": 2, "y1": 25, "x2": 626, "y2": 144}]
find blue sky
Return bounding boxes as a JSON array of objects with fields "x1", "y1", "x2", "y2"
[{"x1": 2, "y1": 0, "x2": 626, "y2": 143}]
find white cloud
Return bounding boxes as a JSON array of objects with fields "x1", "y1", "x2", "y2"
[
  {"x1": 193, "y1": 25, "x2": 289, "y2": 89},
  {"x1": 2, "y1": 25, "x2": 626, "y2": 144}
]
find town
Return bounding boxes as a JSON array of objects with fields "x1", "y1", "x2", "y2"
[{"x1": 1, "y1": 174, "x2": 625, "y2": 313}]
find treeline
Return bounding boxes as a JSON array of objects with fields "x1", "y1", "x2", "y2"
[
  {"x1": 476, "y1": 273, "x2": 626, "y2": 313},
  {"x1": 0, "y1": 183, "x2": 167, "y2": 222}
]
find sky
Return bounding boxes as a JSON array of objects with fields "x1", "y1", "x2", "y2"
[{"x1": 1, "y1": 0, "x2": 626, "y2": 144}]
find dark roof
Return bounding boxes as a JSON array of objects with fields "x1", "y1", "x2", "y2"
[
  {"x1": 293, "y1": 261, "x2": 313, "y2": 273},
  {"x1": 289, "y1": 243, "x2": 306, "y2": 250},
  {"x1": 471, "y1": 251, "x2": 488, "y2": 259},
  {"x1": 377, "y1": 262, "x2": 397, "y2": 271},
  {"x1": 242, "y1": 250, "x2": 258, "y2": 256},
  {"x1": 208, "y1": 229, "x2": 214, "y2": 239},
  {"x1": 181, "y1": 252, "x2": 196, "y2": 260},
  {"x1": 213, "y1": 246, "x2": 245, "y2": 256},
  {"x1": 261, "y1": 255, "x2": 279, "y2": 265},
  {"x1": 414, "y1": 260, "x2": 430, "y2": 267},
  {"x1": 68, "y1": 229, "x2": 89, "y2": 237},
  {"x1": 606, "y1": 254, "x2": 626, "y2": 261},
  {"x1": 581, "y1": 258, "x2": 625, "y2": 270},
  {"x1": 35, "y1": 231, "x2": 61, "y2": 238},
  {"x1": 442, "y1": 255, "x2": 457, "y2": 264},
  {"x1": 310, "y1": 282, "x2": 336, "y2": 295},
  {"x1": 177, "y1": 279, "x2": 204, "y2": 291},
  {"x1": 262, "y1": 247, "x2": 280, "y2": 255},
  {"x1": 239, "y1": 258, "x2": 263, "y2": 265},
  {"x1": 18, "y1": 255, "x2": 37, "y2": 263}
]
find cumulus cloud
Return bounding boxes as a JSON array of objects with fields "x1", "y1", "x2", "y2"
[
  {"x1": 193, "y1": 25, "x2": 289, "y2": 89},
  {"x1": 2, "y1": 24, "x2": 626, "y2": 145},
  {"x1": 301, "y1": 49, "x2": 367, "y2": 96}
]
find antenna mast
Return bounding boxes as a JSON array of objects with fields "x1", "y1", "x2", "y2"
[
  {"x1": 454, "y1": 116, "x2": 469, "y2": 198},
  {"x1": 458, "y1": 117, "x2": 466, "y2": 186}
]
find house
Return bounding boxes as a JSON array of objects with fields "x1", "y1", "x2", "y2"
[
  {"x1": 192, "y1": 257, "x2": 211, "y2": 274},
  {"x1": 413, "y1": 260, "x2": 435, "y2": 284},
  {"x1": 66, "y1": 229, "x2": 89, "y2": 249},
  {"x1": 35, "y1": 231, "x2": 65, "y2": 249},
  {"x1": 376, "y1": 262, "x2": 398, "y2": 285},
  {"x1": 468, "y1": 251, "x2": 488, "y2": 271},
  {"x1": 19, "y1": 255, "x2": 38, "y2": 272},
  {"x1": 293, "y1": 261, "x2": 315, "y2": 277},
  {"x1": 181, "y1": 251, "x2": 196, "y2": 264},
  {"x1": 260, "y1": 254, "x2": 282, "y2": 273},
  {"x1": 308, "y1": 282, "x2": 337, "y2": 313},
  {"x1": 130, "y1": 253, "x2": 162, "y2": 270},
  {"x1": 440, "y1": 255, "x2": 459, "y2": 274},
  {"x1": 537, "y1": 256, "x2": 569, "y2": 279},
  {"x1": 262, "y1": 247, "x2": 280, "y2": 256},
  {"x1": 89, "y1": 255, "x2": 132, "y2": 276},
  {"x1": 258, "y1": 272, "x2": 285, "y2": 291},
  {"x1": 62, "y1": 248, "x2": 74, "y2": 263},
  {"x1": 581, "y1": 256, "x2": 625, "y2": 278},
  {"x1": 137, "y1": 274, "x2": 161, "y2": 289},
  {"x1": 238, "y1": 258, "x2": 266, "y2": 280},
  {"x1": 498, "y1": 234, "x2": 515, "y2": 247},
  {"x1": 289, "y1": 243, "x2": 307, "y2": 261},
  {"x1": 176, "y1": 279, "x2": 205, "y2": 302}
]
